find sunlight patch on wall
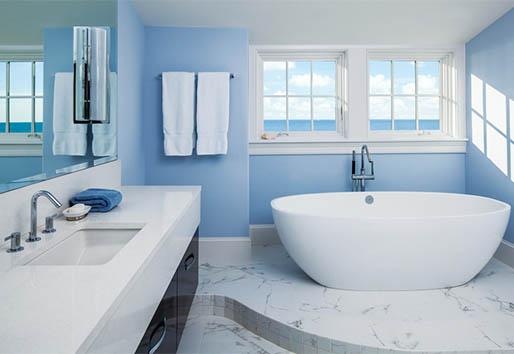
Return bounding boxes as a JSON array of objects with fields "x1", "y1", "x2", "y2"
[
  {"x1": 471, "y1": 74, "x2": 484, "y2": 116},
  {"x1": 486, "y1": 124, "x2": 508, "y2": 175},
  {"x1": 486, "y1": 84, "x2": 507, "y2": 134},
  {"x1": 472, "y1": 111, "x2": 485, "y2": 153}
]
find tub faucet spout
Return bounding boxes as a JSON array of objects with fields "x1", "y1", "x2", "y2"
[{"x1": 351, "y1": 145, "x2": 374, "y2": 191}]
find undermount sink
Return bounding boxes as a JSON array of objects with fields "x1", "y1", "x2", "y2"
[{"x1": 27, "y1": 227, "x2": 142, "y2": 266}]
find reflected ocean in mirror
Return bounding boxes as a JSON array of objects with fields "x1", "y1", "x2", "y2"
[{"x1": 0, "y1": 0, "x2": 117, "y2": 193}]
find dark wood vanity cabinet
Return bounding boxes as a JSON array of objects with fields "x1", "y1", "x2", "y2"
[{"x1": 135, "y1": 230, "x2": 199, "y2": 354}]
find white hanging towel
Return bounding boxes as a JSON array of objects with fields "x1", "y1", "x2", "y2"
[
  {"x1": 162, "y1": 72, "x2": 195, "y2": 156},
  {"x1": 196, "y1": 72, "x2": 230, "y2": 155},
  {"x1": 93, "y1": 72, "x2": 117, "y2": 156},
  {"x1": 52, "y1": 72, "x2": 87, "y2": 156}
]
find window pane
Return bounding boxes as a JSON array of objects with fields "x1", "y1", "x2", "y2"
[
  {"x1": 417, "y1": 61, "x2": 440, "y2": 95},
  {"x1": 263, "y1": 97, "x2": 286, "y2": 131},
  {"x1": 9, "y1": 98, "x2": 32, "y2": 132},
  {"x1": 369, "y1": 96, "x2": 391, "y2": 130},
  {"x1": 394, "y1": 96, "x2": 416, "y2": 130},
  {"x1": 35, "y1": 62, "x2": 44, "y2": 96},
  {"x1": 10, "y1": 62, "x2": 32, "y2": 96},
  {"x1": 312, "y1": 61, "x2": 336, "y2": 96},
  {"x1": 393, "y1": 61, "x2": 415, "y2": 95},
  {"x1": 419, "y1": 97, "x2": 440, "y2": 130},
  {"x1": 313, "y1": 97, "x2": 336, "y2": 131},
  {"x1": 369, "y1": 61, "x2": 391, "y2": 95},
  {"x1": 288, "y1": 97, "x2": 311, "y2": 131},
  {"x1": 0, "y1": 62, "x2": 6, "y2": 96},
  {"x1": 288, "y1": 61, "x2": 310, "y2": 95},
  {"x1": 0, "y1": 98, "x2": 5, "y2": 132},
  {"x1": 263, "y1": 61, "x2": 286, "y2": 95},
  {"x1": 35, "y1": 97, "x2": 43, "y2": 133}
]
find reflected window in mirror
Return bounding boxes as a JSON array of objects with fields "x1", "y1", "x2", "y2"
[{"x1": 0, "y1": 60, "x2": 43, "y2": 135}]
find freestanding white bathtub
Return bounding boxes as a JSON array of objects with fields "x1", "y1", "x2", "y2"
[{"x1": 271, "y1": 192, "x2": 510, "y2": 291}]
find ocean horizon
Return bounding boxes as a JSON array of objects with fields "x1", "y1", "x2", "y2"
[
  {"x1": 264, "y1": 119, "x2": 440, "y2": 132},
  {"x1": 0, "y1": 122, "x2": 43, "y2": 133}
]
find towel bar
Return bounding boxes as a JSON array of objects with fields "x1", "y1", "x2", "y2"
[{"x1": 156, "y1": 73, "x2": 235, "y2": 79}]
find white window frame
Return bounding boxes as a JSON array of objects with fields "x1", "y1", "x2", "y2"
[
  {"x1": 366, "y1": 50, "x2": 456, "y2": 140},
  {"x1": 250, "y1": 46, "x2": 348, "y2": 143},
  {"x1": 249, "y1": 46, "x2": 467, "y2": 155},
  {"x1": 0, "y1": 46, "x2": 43, "y2": 156}
]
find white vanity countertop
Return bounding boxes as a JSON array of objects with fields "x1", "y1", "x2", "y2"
[{"x1": 0, "y1": 186, "x2": 201, "y2": 354}]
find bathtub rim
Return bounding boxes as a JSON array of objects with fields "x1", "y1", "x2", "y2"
[{"x1": 270, "y1": 191, "x2": 511, "y2": 221}]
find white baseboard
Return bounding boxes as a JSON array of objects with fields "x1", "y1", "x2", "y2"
[
  {"x1": 250, "y1": 224, "x2": 281, "y2": 245},
  {"x1": 494, "y1": 240, "x2": 514, "y2": 268}
]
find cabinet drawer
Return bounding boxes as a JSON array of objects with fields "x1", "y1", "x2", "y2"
[
  {"x1": 136, "y1": 273, "x2": 178, "y2": 354},
  {"x1": 177, "y1": 230, "x2": 199, "y2": 344}
]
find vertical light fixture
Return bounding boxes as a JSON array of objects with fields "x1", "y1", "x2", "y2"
[{"x1": 73, "y1": 26, "x2": 110, "y2": 124}]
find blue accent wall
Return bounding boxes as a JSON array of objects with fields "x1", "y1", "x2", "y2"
[
  {"x1": 117, "y1": 0, "x2": 145, "y2": 185},
  {"x1": 250, "y1": 154, "x2": 466, "y2": 224},
  {"x1": 466, "y1": 8, "x2": 514, "y2": 243},
  {"x1": 142, "y1": 27, "x2": 249, "y2": 237}
]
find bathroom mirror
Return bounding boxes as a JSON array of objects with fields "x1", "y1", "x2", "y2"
[{"x1": 0, "y1": 0, "x2": 117, "y2": 193}]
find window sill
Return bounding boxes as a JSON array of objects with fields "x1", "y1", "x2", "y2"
[
  {"x1": 0, "y1": 135, "x2": 43, "y2": 157},
  {"x1": 249, "y1": 137, "x2": 467, "y2": 155}
]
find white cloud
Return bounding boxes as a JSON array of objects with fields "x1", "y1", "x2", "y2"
[
  {"x1": 289, "y1": 73, "x2": 334, "y2": 88},
  {"x1": 370, "y1": 74, "x2": 390, "y2": 94},
  {"x1": 394, "y1": 97, "x2": 415, "y2": 119},
  {"x1": 313, "y1": 98, "x2": 335, "y2": 119},
  {"x1": 369, "y1": 97, "x2": 390, "y2": 118},
  {"x1": 263, "y1": 97, "x2": 285, "y2": 120},
  {"x1": 417, "y1": 74, "x2": 439, "y2": 94},
  {"x1": 289, "y1": 97, "x2": 310, "y2": 119}
]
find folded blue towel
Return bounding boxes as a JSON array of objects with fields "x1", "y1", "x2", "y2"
[{"x1": 70, "y1": 188, "x2": 122, "y2": 212}]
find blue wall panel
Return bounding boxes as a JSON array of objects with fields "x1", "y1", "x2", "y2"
[
  {"x1": 250, "y1": 153, "x2": 466, "y2": 224},
  {"x1": 142, "y1": 27, "x2": 249, "y2": 237},
  {"x1": 466, "y1": 8, "x2": 514, "y2": 242}
]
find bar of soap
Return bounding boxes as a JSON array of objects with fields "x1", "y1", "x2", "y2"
[{"x1": 69, "y1": 203, "x2": 86, "y2": 213}]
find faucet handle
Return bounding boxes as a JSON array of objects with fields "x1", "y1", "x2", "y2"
[
  {"x1": 42, "y1": 213, "x2": 59, "y2": 234},
  {"x1": 4, "y1": 232, "x2": 24, "y2": 253}
]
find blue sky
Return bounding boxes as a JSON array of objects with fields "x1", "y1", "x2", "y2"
[
  {"x1": 369, "y1": 60, "x2": 440, "y2": 123},
  {"x1": 0, "y1": 62, "x2": 43, "y2": 126},
  {"x1": 263, "y1": 60, "x2": 337, "y2": 122}
]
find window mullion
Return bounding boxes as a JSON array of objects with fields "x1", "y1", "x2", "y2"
[
  {"x1": 31, "y1": 61, "x2": 36, "y2": 133},
  {"x1": 415, "y1": 60, "x2": 419, "y2": 131},
  {"x1": 310, "y1": 61, "x2": 314, "y2": 131},
  {"x1": 285, "y1": 61, "x2": 289, "y2": 132},
  {"x1": 390, "y1": 60, "x2": 394, "y2": 131},
  {"x1": 5, "y1": 61, "x2": 10, "y2": 133}
]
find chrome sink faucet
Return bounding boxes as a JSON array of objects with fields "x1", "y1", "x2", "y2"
[
  {"x1": 351, "y1": 145, "x2": 375, "y2": 192},
  {"x1": 27, "y1": 190, "x2": 62, "y2": 242}
]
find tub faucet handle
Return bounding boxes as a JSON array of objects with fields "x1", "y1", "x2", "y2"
[{"x1": 4, "y1": 232, "x2": 24, "y2": 253}]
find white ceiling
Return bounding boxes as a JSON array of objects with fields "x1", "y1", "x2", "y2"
[{"x1": 133, "y1": 0, "x2": 514, "y2": 45}]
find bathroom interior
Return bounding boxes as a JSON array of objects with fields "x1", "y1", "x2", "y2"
[{"x1": 0, "y1": 0, "x2": 513, "y2": 353}]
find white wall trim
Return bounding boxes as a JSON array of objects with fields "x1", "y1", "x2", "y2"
[
  {"x1": 494, "y1": 240, "x2": 514, "y2": 269},
  {"x1": 249, "y1": 138, "x2": 467, "y2": 155},
  {"x1": 250, "y1": 224, "x2": 281, "y2": 245}
]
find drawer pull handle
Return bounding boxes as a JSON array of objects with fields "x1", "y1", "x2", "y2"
[
  {"x1": 148, "y1": 317, "x2": 167, "y2": 354},
  {"x1": 184, "y1": 254, "x2": 195, "y2": 271}
]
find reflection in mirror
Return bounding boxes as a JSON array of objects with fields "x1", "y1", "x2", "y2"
[{"x1": 0, "y1": 0, "x2": 117, "y2": 193}]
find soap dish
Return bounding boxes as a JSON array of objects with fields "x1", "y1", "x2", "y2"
[{"x1": 63, "y1": 205, "x2": 91, "y2": 221}]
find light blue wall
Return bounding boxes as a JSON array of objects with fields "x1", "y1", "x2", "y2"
[
  {"x1": 250, "y1": 154, "x2": 466, "y2": 224},
  {"x1": 142, "y1": 27, "x2": 249, "y2": 237},
  {"x1": 117, "y1": 0, "x2": 145, "y2": 185},
  {"x1": 466, "y1": 8, "x2": 514, "y2": 243}
]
